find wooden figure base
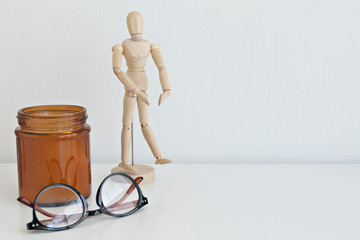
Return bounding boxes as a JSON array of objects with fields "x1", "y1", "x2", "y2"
[{"x1": 111, "y1": 164, "x2": 155, "y2": 185}]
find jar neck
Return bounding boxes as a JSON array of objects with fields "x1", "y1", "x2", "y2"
[{"x1": 17, "y1": 105, "x2": 87, "y2": 134}]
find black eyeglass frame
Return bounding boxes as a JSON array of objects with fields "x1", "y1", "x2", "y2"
[{"x1": 26, "y1": 172, "x2": 148, "y2": 231}]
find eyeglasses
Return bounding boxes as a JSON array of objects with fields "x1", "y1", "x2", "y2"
[{"x1": 17, "y1": 172, "x2": 148, "y2": 231}]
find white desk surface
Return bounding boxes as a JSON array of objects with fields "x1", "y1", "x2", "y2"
[{"x1": 0, "y1": 163, "x2": 359, "y2": 239}]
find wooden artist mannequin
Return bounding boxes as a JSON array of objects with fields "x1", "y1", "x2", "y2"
[{"x1": 111, "y1": 11, "x2": 172, "y2": 181}]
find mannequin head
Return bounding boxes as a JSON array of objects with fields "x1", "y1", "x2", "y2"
[{"x1": 127, "y1": 11, "x2": 143, "y2": 35}]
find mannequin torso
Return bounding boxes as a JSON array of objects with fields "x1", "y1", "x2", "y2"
[{"x1": 122, "y1": 39, "x2": 151, "y2": 91}]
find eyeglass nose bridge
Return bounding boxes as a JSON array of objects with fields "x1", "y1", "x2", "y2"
[{"x1": 88, "y1": 209, "x2": 102, "y2": 216}]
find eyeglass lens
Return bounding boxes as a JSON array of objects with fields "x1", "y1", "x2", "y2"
[
  {"x1": 34, "y1": 185, "x2": 84, "y2": 228},
  {"x1": 101, "y1": 174, "x2": 140, "y2": 215}
]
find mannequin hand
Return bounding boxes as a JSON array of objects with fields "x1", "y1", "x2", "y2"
[
  {"x1": 133, "y1": 88, "x2": 150, "y2": 106},
  {"x1": 158, "y1": 90, "x2": 171, "y2": 106}
]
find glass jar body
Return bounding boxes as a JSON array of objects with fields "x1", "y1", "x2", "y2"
[{"x1": 15, "y1": 105, "x2": 91, "y2": 202}]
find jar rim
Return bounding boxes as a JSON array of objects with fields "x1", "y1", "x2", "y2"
[{"x1": 17, "y1": 105, "x2": 87, "y2": 120}]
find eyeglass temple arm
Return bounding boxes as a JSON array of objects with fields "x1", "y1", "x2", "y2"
[
  {"x1": 128, "y1": 177, "x2": 143, "y2": 195},
  {"x1": 107, "y1": 196, "x2": 148, "y2": 211},
  {"x1": 106, "y1": 200, "x2": 139, "y2": 211},
  {"x1": 17, "y1": 197, "x2": 56, "y2": 218},
  {"x1": 17, "y1": 197, "x2": 33, "y2": 208}
]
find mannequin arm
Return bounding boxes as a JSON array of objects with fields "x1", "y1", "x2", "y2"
[
  {"x1": 112, "y1": 44, "x2": 149, "y2": 105},
  {"x1": 151, "y1": 43, "x2": 171, "y2": 106},
  {"x1": 112, "y1": 44, "x2": 135, "y2": 89},
  {"x1": 112, "y1": 44, "x2": 123, "y2": 75}
]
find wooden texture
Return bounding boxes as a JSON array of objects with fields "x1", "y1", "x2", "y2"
[{"x1": 126, "y1": 11, "x2": 143, "y2": 35}]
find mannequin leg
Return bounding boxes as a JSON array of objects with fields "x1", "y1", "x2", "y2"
[
  {"x1": 119, "y1": 91, "x2": 138, "y2": 173},
  {"x1": 137, "y1": 91, "x2": 172, "y2": 164}
]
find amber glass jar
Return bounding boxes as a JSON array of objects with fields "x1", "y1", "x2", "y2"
[{"x1": 15, "y1": 105, "x2": 91, "y2": 202}]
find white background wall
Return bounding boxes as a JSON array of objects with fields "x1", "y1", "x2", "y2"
[{"x1": 0, "y1": 0, "x2": 359, "y2": 164}]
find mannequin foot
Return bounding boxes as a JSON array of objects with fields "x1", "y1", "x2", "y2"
[
  {"x1": 118, "y1": 162, "x2": 139, "y2": 173},
  {"x1": 155, "y1": 158, "x2": 172, "y2": 165}
]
